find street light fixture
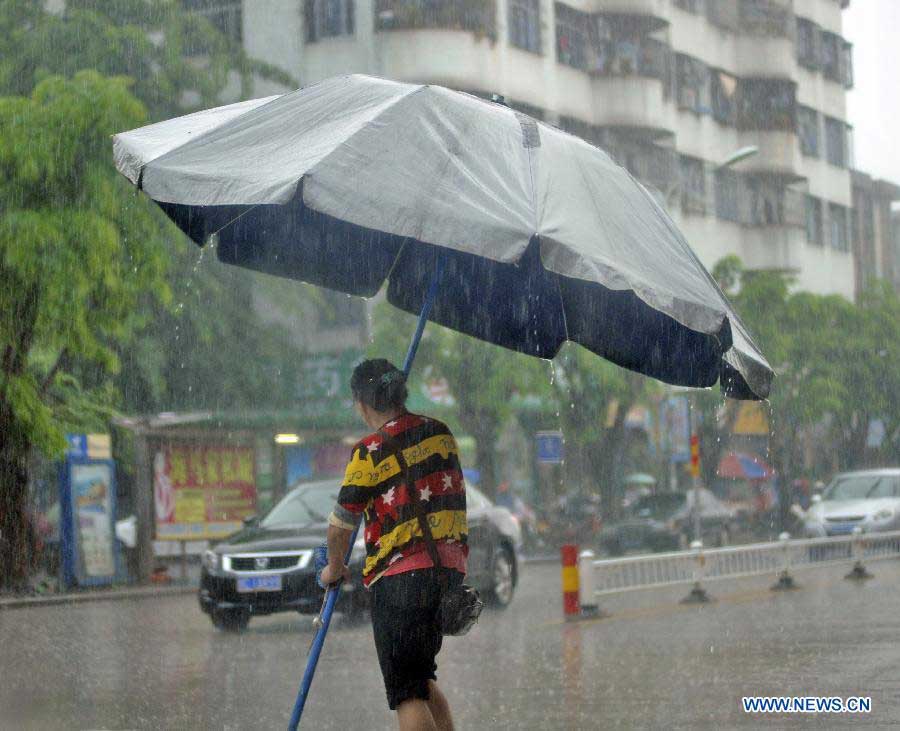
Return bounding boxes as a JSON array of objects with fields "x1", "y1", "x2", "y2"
[
  {"x1": 717, "y1": 145, "x2": 759, "y2": 170},
  {"x1": 684, "y1": 144, "x2": 760, "y2": 548}
]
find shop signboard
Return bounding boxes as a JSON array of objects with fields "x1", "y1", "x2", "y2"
[
  {"x1": 154, "y1": 444, "x2": 257, "y2": 540},
  {"x1": 535, "y1": 431, "x2": 564, "y2": 464},
  {"x1": 59, "y1": 456, "x2": 119, "y2": 587}
]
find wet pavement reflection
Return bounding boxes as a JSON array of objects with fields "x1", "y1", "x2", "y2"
[{"x1": 2, "y1": 560, "x2": 899, "y2": 729}]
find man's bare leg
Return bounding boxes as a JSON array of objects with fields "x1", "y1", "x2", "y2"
[
  {"x1": 397, "y1": 698, "x2": 437, "y2": 731},
  {"x1": 425, "y1": 681, "x2": 454, "y2": 731}
]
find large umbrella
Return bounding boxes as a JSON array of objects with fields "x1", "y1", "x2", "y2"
[
  {"x1": 112, "y1": 74, "x2": 774, "y2": 727},
  {"x1": 113, "y1": 74, "x2": 773, "y2": 401},
  {"x1": 717, "y1": 452, "x2": 775, "y2": 481}
]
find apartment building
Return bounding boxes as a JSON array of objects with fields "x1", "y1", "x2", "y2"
[
  {"x1": 187, "y1": 0, "x2": 858, "y2": 298},
  {"x1": 851, "y1": 171, "x2": 900, "y2": 296}
]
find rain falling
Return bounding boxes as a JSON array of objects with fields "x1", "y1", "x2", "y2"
[{"x1": 1, "y1": 1, "x2": 899, "y2": 729}]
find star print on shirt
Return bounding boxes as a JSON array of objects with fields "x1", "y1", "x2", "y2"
[
  {"x1": 365, "y1": 439, "x2": 380, "y2": 452},
  {"x1": 442, "y1": 474, "x2": 453, "y2": 490},
  {"x1": 419, "y1": 486, "x2": 431, "y2": 502},
  {"x1": 385, "y1": 420, "x2": 398, "y2": 428},
  {"x1": 382, "y1": 487, "x2": 395, "y2": 506}
]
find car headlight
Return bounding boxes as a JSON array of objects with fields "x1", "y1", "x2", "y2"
[
  {"x1": 202, "y1": 550, "x2": 219, "y2": 572},
  {"x1": 874, "y1": 508, "x2": 894, "y2": 521}
]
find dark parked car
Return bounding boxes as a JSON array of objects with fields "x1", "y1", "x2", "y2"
[
  {"x1": 199, "y1": 479, "x2": 521, "y2": 631},
  {"x1": 599, "y1": 489, "x2": 736, "y2": 556}
]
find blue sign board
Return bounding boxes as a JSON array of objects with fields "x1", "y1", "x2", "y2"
[
  {"x1": 65, "y1": 433, "x2": 88, "y2": 458},
  {"x1": 535, "y1": 431, "x2": 564, "y2": 464},
  {"x1": 59, "y1": 456, "x2": 121, "y2": 588}
]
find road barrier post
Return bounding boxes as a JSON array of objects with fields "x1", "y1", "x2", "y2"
[
  {"x1": 771, "y1": 532, "x2": 798, "y2": 591},
  {"x1": 578, "y1": 550, "x2": 601, "y2": 617},
  {"x1": 681, "y1": 540, "x2": 712, "y2": 603},
  {"x1": 561, "y1": 544, "x2": 580, "y2": 619},
  {"x1": 845, "y1": 527, "x2": 874, "y2": 581}
]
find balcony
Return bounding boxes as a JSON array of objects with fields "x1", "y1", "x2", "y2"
[
  {"x1": 740, "y1": 130, "x2": 805, "y2": 182},
  {"x1": 589, "y1": 36, "x2": 675, "y2": 138},
  {"x1": 739, "y1": 0, "x2": 793, "y2": 39},
  {"x1": 375, "y1": 0, "x2": 497, "y2": 40},
  {"x1": 593, "y1": 0, "x2": 670, "y2": 33}
]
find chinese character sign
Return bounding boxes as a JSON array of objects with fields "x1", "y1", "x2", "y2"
[
  {"x1": 70, "y1": 462, "x2": 116, "y2": 578},
  {"x1": 154, "y1": 444, "x2": 257, "y2": 540}
]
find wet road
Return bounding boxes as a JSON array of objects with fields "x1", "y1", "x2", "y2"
[{"x1": 2, "y1": 559, "x2": 899, "y2": 730}]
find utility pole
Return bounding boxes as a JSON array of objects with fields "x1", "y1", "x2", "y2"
[{"x1": 690, "y1": 423, "x2": 701, "y2": 544}]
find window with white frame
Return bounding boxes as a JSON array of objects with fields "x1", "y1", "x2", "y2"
[
  {"x1": 821, "y1": 31, "x2": 840, "y2": 81},
  {"x1": 805, "y1": 196, "x2": 823, "y2": 246},
  {"x1": 715, "y1": 169, "x2": 742, "y2": 223},
  {"x1": 305, "y1": 0, "x2": 354, "y2": 42},
  {"x1": 828, "y1": 203, "x2": 849, "y2": 252},
  {"x1": 795, "y1": 17, "x2": 819, "y2": 69},
  {"x1": 797, "y1": 106, "x2": 820, "y2": 157},
  {"x1": 509, "y1": 0, "x2": 541, "y2": 53},
  {"x1": 555, "y1": 3, "x2": 589, "y2": 70},
  {"x1": 182, "y1": 0, "x2": 243, "y2": 42},
  {"x1": 824, "y1": 116, "x2": 847, "y2": 167},
  {"x1": 680, "y1": 156, "x2": 706, "y2": 215},
  {"x1": 675, "y1": 54, "x2": 711, "y2": 115}
]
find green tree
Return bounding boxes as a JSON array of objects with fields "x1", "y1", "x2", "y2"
[
  {"x1": 825, "y1": 282, "x2": 900, "y2": 468},
  {"x1": 713, "y1": 260, "x2": 900, "y2": 504},
  {"x1": 0, "y1": 2, "x2": 306, "y2": 587},
  {"x1": 0, "y1": 72, "x2": 169, "y2": 586},
  {"x1": 548, "y1": 345, "x2": 658, "y2": 518},
  {"x1": 0, "y1": 0, "x2": 293, "y2": 119},
  {"x1": 369, "y1": 303, "x2": 539, "y2": 498},
  {"x1": 0, "y1": 0, "x2": 307, "y2": 419}
]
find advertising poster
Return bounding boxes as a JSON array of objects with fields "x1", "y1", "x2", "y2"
[
  {"x1": 69, "y1": 461, "x2": 116, "y2": 580},
  {"x1": 659, "y1": 396, "x2": 691, "y2": 463},
  {"x1": 154, "y1": 444, "x2": 257, "y2": 540}
]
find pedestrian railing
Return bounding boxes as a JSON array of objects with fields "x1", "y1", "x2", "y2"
[{"x1": 566, "y1": 529, "x2": 900, "y2": 617}]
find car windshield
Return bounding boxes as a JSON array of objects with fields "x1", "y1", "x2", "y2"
[
  {"x1": 629, "y1": 494, "x2": 686, "y2": 519},
  {"x1": 824, "y1": 475, "x2": 900, "y2": 501},
  {"x1": 261, "y1": 482, "x2": 339, "y2": 527}
]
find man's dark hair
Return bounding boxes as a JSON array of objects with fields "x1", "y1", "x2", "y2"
[{"x1": 351, "y1": 359, "x2": 408, "y2": 412}]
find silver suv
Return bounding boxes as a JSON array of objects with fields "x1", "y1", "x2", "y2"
[{"x1": 803, "y1": 469, "x2": 900, "y2": 537}]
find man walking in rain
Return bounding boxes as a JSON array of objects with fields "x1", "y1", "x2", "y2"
[{"x1": 320, "y1": 359, "x2": 468, "y2": 731}]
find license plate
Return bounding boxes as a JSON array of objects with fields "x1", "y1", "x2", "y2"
[
  {"x1": 237, "y1": 575, "x2": 282, "y2": 593},
  {"x1": 828, "y1": 523, "x2": 856, "y2": 535}
]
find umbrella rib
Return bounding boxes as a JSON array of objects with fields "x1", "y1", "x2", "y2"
[
  {"x1": 209, "y1": 204, "x2": 263, "y2": 238},
  {"x1": 554, "y1": 272, "x2": 572, "y2": 346}
]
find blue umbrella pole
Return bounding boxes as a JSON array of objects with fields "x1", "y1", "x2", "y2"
[{"x1": 287, "y1": 255, "x2": 445, "y2": 730}]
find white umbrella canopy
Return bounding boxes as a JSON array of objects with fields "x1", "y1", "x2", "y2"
[{"x1": 113, "y1": 74, "x2": 773, "y2": 400}]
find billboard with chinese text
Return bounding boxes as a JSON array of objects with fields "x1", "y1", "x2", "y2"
[{"x1": 154, "y1": 444, "x2": 257, "y2": 540}]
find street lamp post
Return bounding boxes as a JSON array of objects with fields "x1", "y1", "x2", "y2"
[{"x1": 688, "y1": 145, "x2": 760, "y2": 546}]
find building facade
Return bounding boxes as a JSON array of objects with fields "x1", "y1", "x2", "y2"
[
  {"x1": 189, "y1": 0, "x2": 858, "y2": 297},
  {"x1": 851, "y1": 171, "x2": 900, "y2": 297}
]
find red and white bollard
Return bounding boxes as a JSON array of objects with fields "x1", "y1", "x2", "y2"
[{"x1": 561, "y1": 544, "x2": 580, "y2": 619}]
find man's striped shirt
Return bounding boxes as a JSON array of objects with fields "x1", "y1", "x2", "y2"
[{"x1": 329, "y1": 412, "x2": 468, "y2": 586}]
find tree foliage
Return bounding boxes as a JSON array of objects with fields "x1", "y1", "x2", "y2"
[
  {"x1": 0, "y1": 71, "x2": 171, "y2": 584},
  {"x1": 0, "y1": 1, "x2": 305, "y2": 587},
  {"x1": 716, "y1": 260, "x2": 900, "y2": 487},
  {"x1": 0, "y1": 0, "x2": 293, "y2": 119}
]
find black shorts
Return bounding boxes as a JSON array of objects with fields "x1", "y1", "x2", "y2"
[{"x1": 370, "y1": 568, "x2": 462, "y2": 710}]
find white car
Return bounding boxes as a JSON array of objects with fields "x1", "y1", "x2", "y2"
[{"x1": 803, "y1": 469, "x2": 900, "y2": 537}]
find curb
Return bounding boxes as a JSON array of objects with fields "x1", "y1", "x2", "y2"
[{"x1": 0, "y1": 583, "x2": 196, "y2": 611}]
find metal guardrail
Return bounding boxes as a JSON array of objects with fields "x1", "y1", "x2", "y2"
[{"x1": 577, "y1": 529, "x2": 900, "y2": 611}]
